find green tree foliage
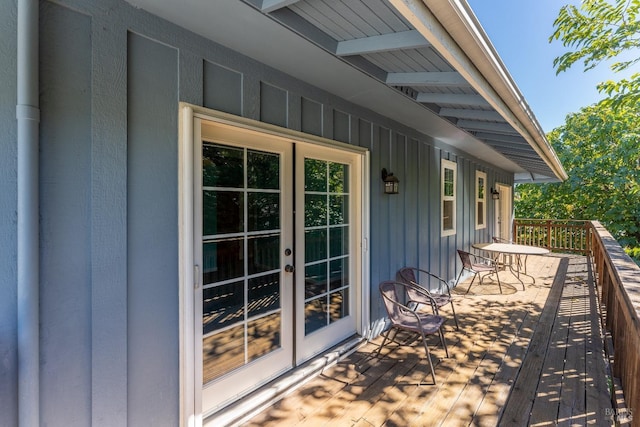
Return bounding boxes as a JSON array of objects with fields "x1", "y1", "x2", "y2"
[
  {"x1": 550, "y1": 0, "x2": 640, "y2": 109},
  {"x1": 515, "y1": 101, "x2": 640, "y2": 247}
]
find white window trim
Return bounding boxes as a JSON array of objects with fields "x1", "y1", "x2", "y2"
[
  {"x1": 475, "y1": 170, "x2": 487, "y2": 230},
  {"x1": 441, "y1": 159, "x2": 457, "y2": 237}
]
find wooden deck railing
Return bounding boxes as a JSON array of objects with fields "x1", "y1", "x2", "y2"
[
  {"x1": 514, "y1": 219, "x2": 639, "y2": 424},
  {"x1": 590, "y1": 221, "x2": 640, "y2": 425},
  {"x1": 513, "y1": 219, "x2": 591, "y2": 255}
]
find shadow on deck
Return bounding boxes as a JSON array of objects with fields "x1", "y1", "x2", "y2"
[{"x1": 243, "y1": 254, "x2": 620, "y2": 427}]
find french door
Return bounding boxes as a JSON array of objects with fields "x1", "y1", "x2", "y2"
[
  {"x1": 294, "y1": 145, "x2": 359, "y2": 364},
  {"x1": 192, "y1": 117, "x2": 363, "y2": 416}
]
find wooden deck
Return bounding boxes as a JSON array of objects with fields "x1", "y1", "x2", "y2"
[{"x1": 243, "y1": 254, "x2": 618, "y2": 426}]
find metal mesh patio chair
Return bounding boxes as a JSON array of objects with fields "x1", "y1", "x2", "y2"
[
  {"x1": 455, "y1": 249, "x2": 502, "y2": 294},
  {"x1": 398, "y1": 267, "x2": 459, "y2": 330},
  {"x1": 377, "y1": 280, "x2": 449, "y2": 384}
]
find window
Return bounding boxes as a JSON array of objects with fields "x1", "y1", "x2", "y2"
[
  {"x1": 475, "y1": 171, "x2": 487, "y2": 229},
  {"x1": 441, "y1": 159, "x2": 456, "y2": 236}
]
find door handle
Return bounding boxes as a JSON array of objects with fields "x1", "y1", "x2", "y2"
[{"x1": 285, "y1": 264, "x2": 295, "y2": 273}]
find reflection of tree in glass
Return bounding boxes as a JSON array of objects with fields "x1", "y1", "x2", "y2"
[
  {"x1": 304, "y1": 230, "x2": 328, "y2": 263},
  {"x1": 203, "y1": 144, "x2": 243, "y2": 188},
  {"x1": 444, "y1": 169, "x2": 454, "y2": 196},
  {"x1": 305, "y1": 158, "x2": 327, "y2": 191},
  {"x1": 203, "y1": 191, "x2": 243, "y2": 235},
  {"x1": 329, "y1": 163, "x2": 348, "y2": 193},
  {"x1": 330, "y1": 226, "x2": 349, "y2": 258},
  {"x1": 329, "y1": 195, "x2": 349, "y2": 225},
  {"x1": 305, "y1": 194, "x2": 327, "y2": 227},
  {"x1": 248, "y1": 150, "x2": 279, "y2": 190},
  {"x1": 248, "y1": 193, "x2": 279, "y2": 231}
]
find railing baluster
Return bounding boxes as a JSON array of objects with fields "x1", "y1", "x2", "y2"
[{"x1": 513, "y1": 219, "x2": 594, "y2": 254}]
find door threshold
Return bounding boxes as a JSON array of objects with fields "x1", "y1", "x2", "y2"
[{"x1": 204, "y1": 335, "x2": 365, "y2": 427}]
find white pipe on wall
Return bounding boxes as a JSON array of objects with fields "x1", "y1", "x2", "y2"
[{"x1": 16, "y1": 0, "x2": 39, "y2": 425}]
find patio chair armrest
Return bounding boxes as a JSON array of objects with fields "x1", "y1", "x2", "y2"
[
  {"x1": 381, "y1": 292, "x2": 421, "y2": 319},
  {"x1": 410, "y1": 268, "x2": 453, "y2": 296},
  {"x1": 470, "y1": 252, "x2": 498, "y2": 266},
  {"x1": 404, "y1": 281, "x2": 438, "y2": 307},
  {"x1": 407, "y1": 296, "x2": 439, "y2": 313}
]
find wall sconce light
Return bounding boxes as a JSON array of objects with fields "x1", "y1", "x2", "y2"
[
  {"x1": 381, "y1": 168, "x2": 399, "y2": 195},
  {"x1": 490, "y1": 187, "x2": 500, "y2": 200}
]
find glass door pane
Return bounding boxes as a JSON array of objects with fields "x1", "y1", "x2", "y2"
[
  {"x1": 295, "y1": 144, "x2": 360, "y2": 365},
  {"x1": 303, "y1": 159, "x2": 350, "y2": 335},
  {"x1": 201, "y1": 143, "x2": 283, "y2": 385}
]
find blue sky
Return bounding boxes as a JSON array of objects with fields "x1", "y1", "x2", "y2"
[{"x1": 467, "y1": 0, "x2": 636, "y2": 133}]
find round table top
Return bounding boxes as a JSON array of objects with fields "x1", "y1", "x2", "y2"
[{"x1": 471, "y1": 242, "x2": 550, "y2": 255}]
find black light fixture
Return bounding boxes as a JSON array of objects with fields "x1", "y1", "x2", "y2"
[
  {"x1": 381, "y1": 168, "x2": 399, "y2": 195},
  {"x1": 490, "y1": 187, "x2": 500, "y2": 200}
]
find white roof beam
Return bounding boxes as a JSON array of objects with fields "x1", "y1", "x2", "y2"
[
  {"x1": 386, "y1": 71, "x2": 468, "y2": 86},
  {"x1": 261, "y1": 0, "x2": 300, "y2": 13},
  {"x1": 456, "y1": 119, "x2": 518, "y2": 134},
  {"x1": 439, "y1": 108, "x2": 503, "y2": 121},
  {"x1": 336, "y1": 30, "x2": 429, "y2": 56},
  {"x1": 474, "y1": 132, "x2": 527, "y2": 144},
  {"x1": 481, "y1": 140, "x2": 534, "y2": 153},
  {"x1": 416, "y1": 92, "x2": 488, "y2": 106}
]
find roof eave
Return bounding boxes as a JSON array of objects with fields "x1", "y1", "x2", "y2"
[{"x1": 388, "y1": 0, "x2": 568, "y2": 182}]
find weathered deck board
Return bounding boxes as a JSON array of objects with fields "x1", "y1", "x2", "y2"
[
  {"x1": 472, "y1": 272, "x2": 554, "y2": 426},
  {"x1": 585, "y1": 257, "x2": 613, "y2": 424},
  {"x1": 500, "y1": 257, "x2": 568, "y2": 426},
  {"x1": 242, "y1": 254, "x2": 617, "y2": 427}
]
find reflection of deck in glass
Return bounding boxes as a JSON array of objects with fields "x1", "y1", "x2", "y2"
[
  {"x1": 304, "y1": 289, "x2": 349, "y2": 335},
  {"x1": 201, "y1": 142, "x2": 284, "y2": 385},
  {"x1": 201, "y1": 270, "x2": 281, "y2": 384},
  {"x1": 203, "y1": 312, "x2": 281, "y2": 384}
]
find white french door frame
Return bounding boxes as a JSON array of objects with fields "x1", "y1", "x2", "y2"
[
  {"x1": 178, "y1": 104, "x2": 370, "y2": 427},
  {"x1": 196, "y1": 116, "x2": 295, "y2": 415},
  {"x1": 294, "y1": 144, "x2": 362, "y2": 365}
]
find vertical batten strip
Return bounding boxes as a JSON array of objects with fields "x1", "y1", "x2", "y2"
[{"x1": 91, "y1": 14, "x2": 128, "y2": 426}]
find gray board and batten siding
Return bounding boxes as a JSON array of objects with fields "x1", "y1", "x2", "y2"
[{"x1": 0, "y1": 0, "x2": 512, "y2": 425}]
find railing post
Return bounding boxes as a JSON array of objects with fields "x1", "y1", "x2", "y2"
[
  {"x1": 585, "y1": 222, "x2": 591, "y2": 256},
  {"x1": 546, "y1": 220, "x2": 552, "y2": 250}
]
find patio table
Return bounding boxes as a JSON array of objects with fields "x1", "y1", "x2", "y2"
[{"x1": 471, "y1": 242, "x2": 550, "y2": 290}]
